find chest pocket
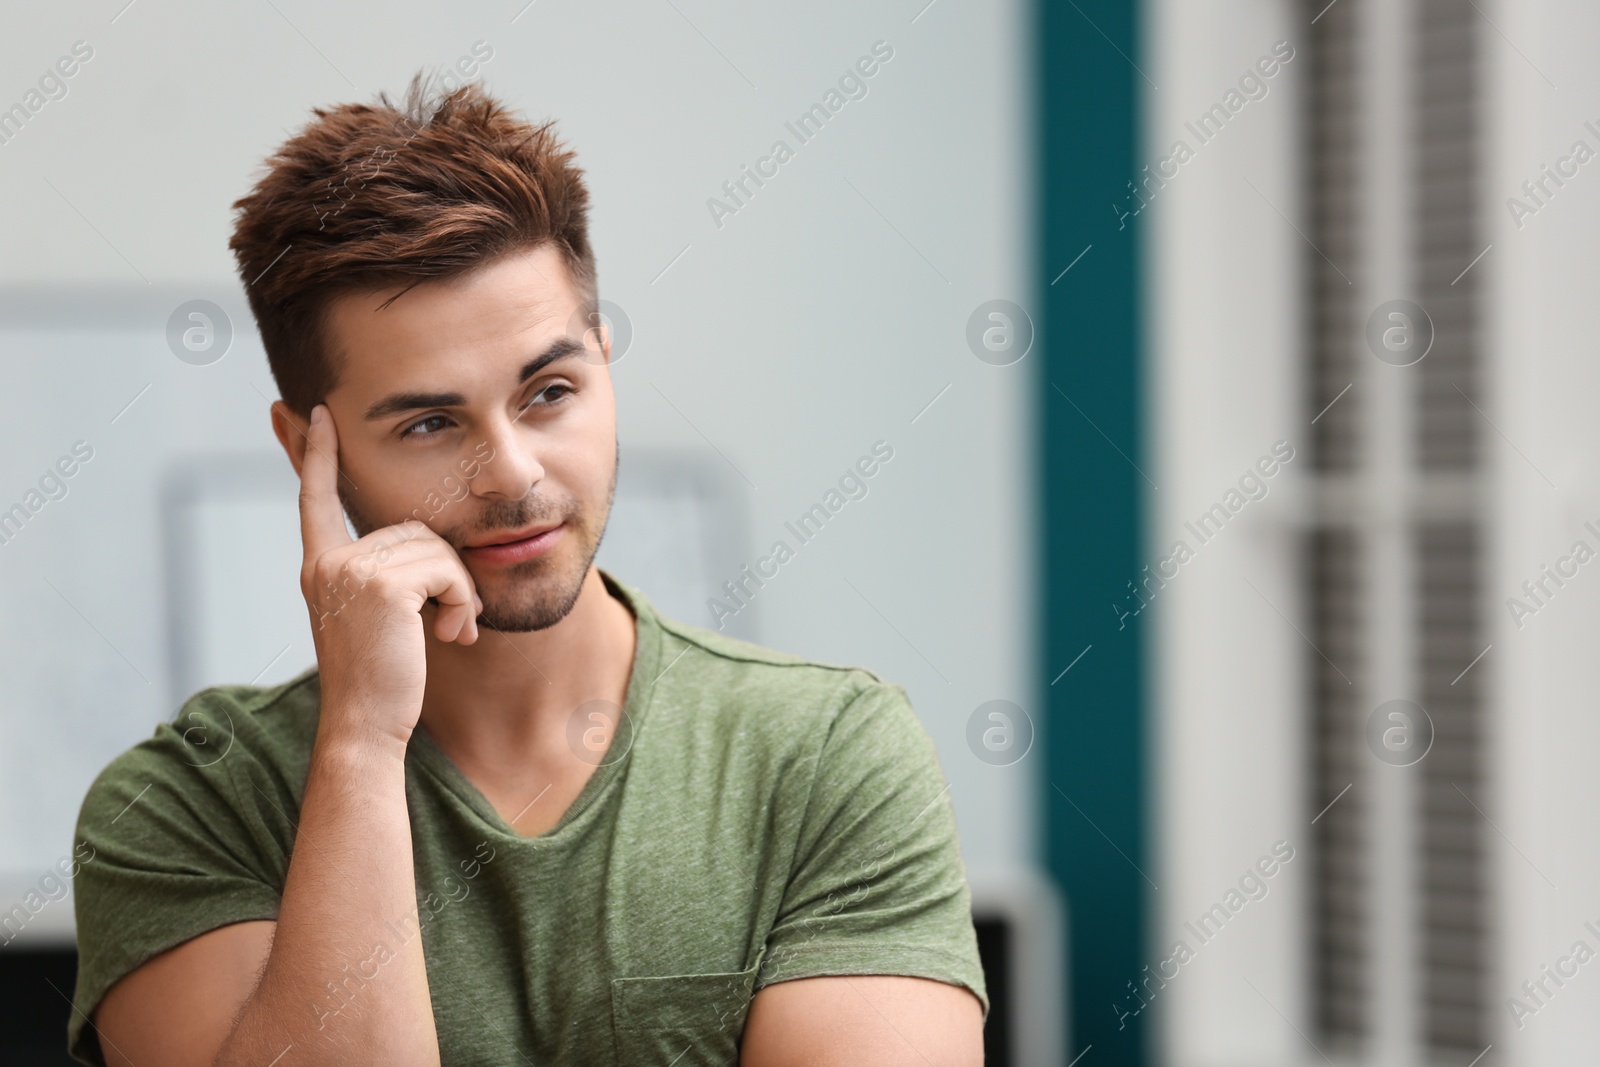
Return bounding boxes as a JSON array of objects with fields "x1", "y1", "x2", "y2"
[{"x1": 610, "y1": 946, "x2": 766, "y2": 1065}]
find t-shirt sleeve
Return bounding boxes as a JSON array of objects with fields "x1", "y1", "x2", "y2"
[
  {"x1": 757, "y1": 677, "x2": 989, "y2": 1017},
  {"x1": 66, "y1": 691, "x2": 288, "y2": 1066}
]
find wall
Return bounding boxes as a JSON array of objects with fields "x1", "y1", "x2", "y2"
[
  {"x1": 1144, "y1": 0, "x2": 1309, "y2": 1062},
  {"x1": 0, "y1": 0, "x2": 1034, "y2": 943},
  {"x1": 1487, "y1": 0, "x2": 1600, "y2": 1061}
]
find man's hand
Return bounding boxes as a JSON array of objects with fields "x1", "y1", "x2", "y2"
[
  {"x1": 94, "y1": 402, "x2": 453, "y2": 1067},
  {"x1": 297, "y1": 403, "x2": 481, "y2": 749}
]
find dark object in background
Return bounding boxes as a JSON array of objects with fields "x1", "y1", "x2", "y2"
[
  {"x1": 973, "y1": 911, "x2": 1013, "y2": 1067},
  {"x1": 0, "y1": 946, "x2": 79, "y2": 1066},
  {"x1": 3, "y1": 916, "x2": 1014, "y2": 1066}
]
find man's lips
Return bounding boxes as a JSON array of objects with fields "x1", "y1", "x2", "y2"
[
  {"x1": 465, "y1": 522, "x2": 563, "y2": 549},
  {"x1": 460, "y1": 521, "x2": 566, "y2": 564}
]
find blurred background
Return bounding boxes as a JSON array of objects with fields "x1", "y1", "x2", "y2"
[{"x1": 0, "y1": 0, "x2": 1596, "y2": 1064}]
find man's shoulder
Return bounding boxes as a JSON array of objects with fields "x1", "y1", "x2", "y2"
[
  {"x1": 82, "y1": 668, "x2": 322, "y2": 812},
  {"x1": 657, "y1": 609, "x2": 892, "y2": 691},
  {"x1": 178, "y1": 666, "x2": 324, "y2": 759},
  {"x1": 71, "y1": 670, "x2": 321, "y2": 925},
  {"x1": 645, "y1": 608, "x2": 914, "y2": 745}
]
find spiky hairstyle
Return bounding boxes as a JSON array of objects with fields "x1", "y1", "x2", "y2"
[{"x1": 229, "y1": 71, "x2": 597, "y2": 418}]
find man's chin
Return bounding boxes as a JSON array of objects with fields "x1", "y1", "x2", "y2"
[
  {"x1": 473, "y1": 569, "x2": 589, "y2": 633},
  {"x1": 477, "y1": 606, "x2": 567, "y2": 634}
]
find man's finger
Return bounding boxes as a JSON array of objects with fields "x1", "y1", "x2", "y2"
[{"x1": 298, "y1": 404, "x2": 356, "y2": 559}]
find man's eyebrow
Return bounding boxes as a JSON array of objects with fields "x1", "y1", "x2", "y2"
[
  {"x1": 516, "y1": 336, "x2": 585, "y2": 385},
  {"x1": 363, "y1": 337, "x2": 587, "y2": 421}
]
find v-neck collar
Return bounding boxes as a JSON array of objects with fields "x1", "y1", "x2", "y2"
[{"x1": 407, "y1": 567, "x2": 665, "y2": 844}]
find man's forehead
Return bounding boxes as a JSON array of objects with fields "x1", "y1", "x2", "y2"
[{"x1": 324, "y1": 248, "x2": 582, "y2": 374}]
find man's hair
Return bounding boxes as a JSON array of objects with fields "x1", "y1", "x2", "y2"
[{"x1": 228, "y1": 70, "x2": 597, "y2": 419}]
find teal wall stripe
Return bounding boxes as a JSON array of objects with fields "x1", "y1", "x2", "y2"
[{"x1": 1036, "y1": 0, "x2": 1148, "y2": 1063}]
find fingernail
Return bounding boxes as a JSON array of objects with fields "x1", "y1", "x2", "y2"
[{"x1": 311, "y1": 405, "x2": 324, "y2": 426}]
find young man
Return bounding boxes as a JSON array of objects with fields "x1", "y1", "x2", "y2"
[{"x1": 66, "y1": 73, "x2": 986, "y2": 1065}]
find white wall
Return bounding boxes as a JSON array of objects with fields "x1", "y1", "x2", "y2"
[
  {"x1": 1145, "y1": 0, "x2": 1309, "y2": 1062},
  {"x1": 0, "y1": 0, "x2": 1033, "y2": 931},
  {"x1": 1486, "y1": 0, "x2": 1600, "y2": 1061}
]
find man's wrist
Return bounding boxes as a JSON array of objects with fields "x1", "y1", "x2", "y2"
[{"x1": 312, "y1": 711, "x2": 414, "y2": 770}]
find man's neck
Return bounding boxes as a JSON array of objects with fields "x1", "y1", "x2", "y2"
[{"x1": 413, "y1": 566, "x2": 638, "y2": 776}]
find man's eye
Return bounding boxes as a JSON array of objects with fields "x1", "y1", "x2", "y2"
[
  {"x1": 401, "y1": 414, "x2": 451, "y2": 439},
  {"x1": 527, "y1": 383, "x2": 574, "y2": 408}
]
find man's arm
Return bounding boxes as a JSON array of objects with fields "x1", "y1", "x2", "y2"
[
  {"x1": 90, "y1": 404, "x2": 481, "y2": 1066},
  {"x1": 93, "y1": 734, "x2": 436, "y2": 1066},
  {"x1": 742, "y1": 975, "x2": 985, "y2": 1066},
  {"x1": 94, "y1": 920, "x2": 274, "y2": 1067},
  {"x1": 742, "y1": 677, "x2": 989, "y2": 1065}
]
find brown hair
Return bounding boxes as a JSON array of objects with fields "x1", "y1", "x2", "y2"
[{"x1": 228, "y1": 71, "x2": 597, "y2": 418}]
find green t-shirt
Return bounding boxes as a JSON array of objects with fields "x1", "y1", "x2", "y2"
[{"x1": 67, "y1": 568, "x2": 987, "y2": 1065}]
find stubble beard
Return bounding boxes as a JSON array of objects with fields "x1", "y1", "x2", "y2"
[{"x1": 335, "y1": 449, "x2": 618, "y2": 634}]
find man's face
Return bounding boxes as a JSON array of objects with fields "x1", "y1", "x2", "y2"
[{"x1": 318, "y1": 243, "x2": 617, "y2": 633}]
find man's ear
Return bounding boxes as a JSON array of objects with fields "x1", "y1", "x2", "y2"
[{"x1": 270, "y1": 400, "x2": 311, "y2": 479}]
